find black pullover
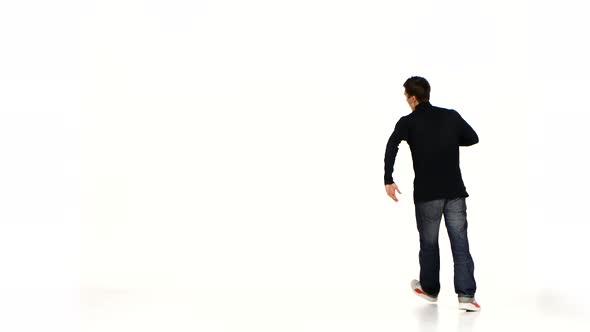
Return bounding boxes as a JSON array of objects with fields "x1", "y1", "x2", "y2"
[{"x1": 384, "y1": 101, "x2": 479, "y2": 203}]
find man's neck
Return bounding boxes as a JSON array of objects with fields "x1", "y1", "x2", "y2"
[{"x1": 413, "y1": 101, "x2": 431, "y2": 111}]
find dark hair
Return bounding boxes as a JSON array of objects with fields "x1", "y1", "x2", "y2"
[{"x1": 403, "y1": 76, "x2": 430, "y2": 102}]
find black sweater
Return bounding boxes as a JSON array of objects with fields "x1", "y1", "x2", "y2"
[{"x1": 384, "y1": 101, "x2": 479, "y2": 203}]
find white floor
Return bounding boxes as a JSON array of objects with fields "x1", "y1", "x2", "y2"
[{"x1": 82, "y1": 285, "x2": 590, "y2": 332}]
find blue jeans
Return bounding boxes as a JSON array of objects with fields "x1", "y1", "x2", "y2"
[{"x1": 414, "y1": 197, "x2": 476, "y2": 298}]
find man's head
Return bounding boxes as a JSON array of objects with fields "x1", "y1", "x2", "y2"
[{"x1": 403, "y1": 76, "x2": 430, "y2": 111}]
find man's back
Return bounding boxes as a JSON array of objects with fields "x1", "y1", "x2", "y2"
[{"x1": 384, "y1": 101, "x2": 479, "y2": 203}]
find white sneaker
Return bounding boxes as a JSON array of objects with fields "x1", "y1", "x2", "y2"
[
  {"x1": 410, "y1": 279, "x2": 438, "y2": 302},
  {"x1": 458, "y1": 297, "x2": 481, "y2": 311}
]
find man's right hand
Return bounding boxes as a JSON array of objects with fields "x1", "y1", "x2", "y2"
[{"x1": 385, "y1": 183, "x2": 402, "y2": 202}]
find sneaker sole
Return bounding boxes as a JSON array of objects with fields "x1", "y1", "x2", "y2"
[
  {"x1": 413, "y1": 288, "x2": 438, "y2": 302},
  {"x1": 458, "y1": 302, "x2": 481, "y2": 311}
]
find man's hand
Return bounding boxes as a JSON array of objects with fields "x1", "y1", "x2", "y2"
[{"x1": 385, "y1": 183, "x2": 402, "y2": 202}]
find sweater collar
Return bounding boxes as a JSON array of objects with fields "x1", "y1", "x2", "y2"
[{"x1": 414, "y1": 101, "x2": 432, "y2": 111}]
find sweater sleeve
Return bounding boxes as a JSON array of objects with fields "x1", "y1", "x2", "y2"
[
  {"x1": 384, "y1": 116, "x2": 408, "y2": 185},
  {"x1": 456, "y1": 111, "x2": 479, "y2": 146}
]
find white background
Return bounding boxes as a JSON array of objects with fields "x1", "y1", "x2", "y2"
[{"x1": 1, "y1": 0, "x2": 589, "y2": 331}]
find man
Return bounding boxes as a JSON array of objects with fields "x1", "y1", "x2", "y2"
[{"x1": 383, "y1": 76, "x2": 481, "y2": 312}]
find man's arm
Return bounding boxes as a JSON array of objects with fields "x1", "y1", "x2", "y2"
[
  {"x1": 457, "y1": 111, "x2": 479, "y2": 146},
  {"x1": 384, "y1": 116, "x2": 408, "y2": 185}
]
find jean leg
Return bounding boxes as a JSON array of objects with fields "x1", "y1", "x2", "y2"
[
  {"x1": 414, "y1": 199, "x2": 445, "y2": 297},
  {"x1": 443, "y1": 197, "x2": 476, "y2": 298}
]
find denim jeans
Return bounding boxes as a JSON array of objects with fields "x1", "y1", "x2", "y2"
[{"x1": 414, "y1": 197, "x2": 476, "y2": 298}]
